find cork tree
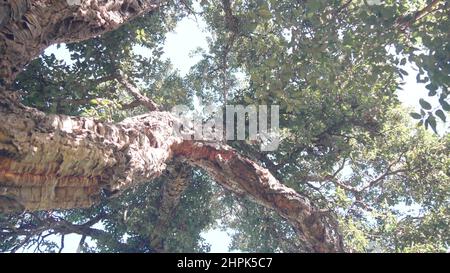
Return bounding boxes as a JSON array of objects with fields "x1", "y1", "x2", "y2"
[{"x1": 0, "y1": 0, "x2": 448, "y2": 252}]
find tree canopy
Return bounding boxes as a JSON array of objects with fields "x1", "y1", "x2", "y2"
[{"x1": 0, "y1": 0, "x2": 449, "y2": 253}]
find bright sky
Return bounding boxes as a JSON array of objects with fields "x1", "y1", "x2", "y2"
[{"x1": 41, "y1": 13, "x2": 447, "y2": 253}]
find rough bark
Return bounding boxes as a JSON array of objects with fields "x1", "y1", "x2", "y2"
[
  {"x1": 0, "y1": 92, "x2": 181, "y2": 211},
  {"x1": 0, "y1": 0, "x2": 162, "y2": 86},
  {"x1": 173, "y1": 141, "x2": 344, "y2": 252},
  {"x1": 0, "y1": 93, "x2": 344, "y2": 251},
  {"x1": 149, "y1": 163, "x2": 190, "y2": 251},
  {"x1": 0, "y1": 0, "x2": 345, "y2": 252}
]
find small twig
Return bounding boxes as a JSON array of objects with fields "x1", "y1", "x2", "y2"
[
  {"x1": 115, "y1": 74, "x2": 160, "y2": 111},
  {"x1": 120, "y1": 99, "x2": 142, "y2": 110},
  {"x1": 10, "y1": 235, "x2": 31, "y2": 253},
  {"x1": 180, "y1": 0, "x2": 200, "y2": 21},
  {"x1": 59, "y1": 234, "x2": 65, "y2": 253},
  {"x1": 77, "y1": 235, "x2": 86, "y2": 253}
]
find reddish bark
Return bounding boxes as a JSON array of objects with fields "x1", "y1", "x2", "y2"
[
  {"x1": 0, "y1": 0, "x2": 345, "y2": 252},
  {"x1": 173, "y1": 141, "x2": 344, "y2": 252}
]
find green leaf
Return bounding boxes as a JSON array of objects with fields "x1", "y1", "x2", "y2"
[
  {"x1": 409, "y1": 112, "x2": 422, "y2": 119},
  {"x1": 425, "y1": 83, "x2": 437, "y2": 92},
  {"x1": 439, "y1": 99, "x2": 450, "y2": 111},
  {"x1": 435, "y1": 109, "x2": 446, "y2": 122},
  {"x1": 307, "y1": 1, "x2": 322, "y2": 12},
  {"x1": 419, "y1": 98, "x2": 432, "y2": 110},
  {"x1": 426, "y1": 116, "x2": 437, "y2": 134},
  {"x1": 399, "y1": 69, "x2": 408, "y2": 76},
  {"x1": 258, "y1": 7, "x2": 271, "y2": 19}
]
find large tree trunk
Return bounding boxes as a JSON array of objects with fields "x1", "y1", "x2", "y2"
[
  {"x1": 0, "y1": 93, "x2": 181, "y2": 211},
  {"x1": 149, "y1": 162, "x2": 191, "y2": 251},
  {"x1": 0, "y1": 0, "x2": 344, "y2": 252},
  {"x1": 0, "y1": 93, "x2": 343, "y2": 252}
]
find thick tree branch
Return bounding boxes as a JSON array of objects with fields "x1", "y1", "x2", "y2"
[
  {"x1": 0, "y1": 94, "x2": 344, "y2": 252},
  {"x1": 0, "y1": 0, "x2": 164, "y2": 86},
  {"x1": 173, "y1": 141, "x2": 344, "y2": 252},
  {"x1": 0, "y1": 92, "x2": 180, "y2": 211}
]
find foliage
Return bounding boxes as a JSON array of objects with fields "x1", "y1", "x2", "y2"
[{"x1": 1, "y1": 0, "x2": 449, "y2": 252}]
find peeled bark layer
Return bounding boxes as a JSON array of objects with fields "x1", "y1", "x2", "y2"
[{"x1": 174, "y1": 141, "x2": 344, "y2": 252}]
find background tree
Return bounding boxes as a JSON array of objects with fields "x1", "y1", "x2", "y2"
[{"x1": 0, "y1": 0, "x2": 448, "y2": 252}]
